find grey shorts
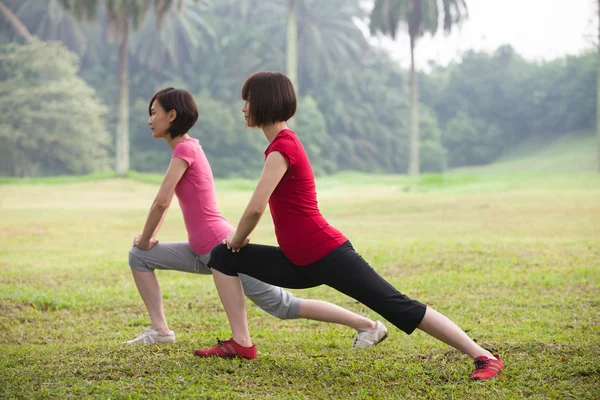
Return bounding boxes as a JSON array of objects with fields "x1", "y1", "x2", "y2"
[{"x1": 128, "y1": 242, "x2": 300, "y2": 319}]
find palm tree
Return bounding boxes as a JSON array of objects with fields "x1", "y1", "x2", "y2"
[
  {"x1": 370, "y1": 0, "x2": 467, "y2": 175},
  {"x1": 0, "y1": 0, "x2": 112, "y2": 67},
  {"x1": 57, "y1": 0, "x2": 182, "y2": 176},
  {"x1": 130, "y1": 0, "x2": 215, "y2": 73},
  {"x1": 209, "y1": 0, "x2": 365, "y2": 98},
  {"x1": 0, "y1": 0, "x2": 94, "y2": 52},
  {"x1": 296, "y1": 0, "x2": 367, "y2": 93},
  {"x1": 291, "y1": 0, "x2": 369, "y2": 128}
]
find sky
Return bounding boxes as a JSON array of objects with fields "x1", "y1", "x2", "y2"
[{"x1": 360, "y1": 0, "x2": 597, "y2": 70}]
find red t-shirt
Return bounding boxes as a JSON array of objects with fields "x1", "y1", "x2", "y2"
[{"x1": 264, "y1": 129, "x2": 347, "y2": 265}]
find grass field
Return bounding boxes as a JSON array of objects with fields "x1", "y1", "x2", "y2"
[{"x1": 1, "y1": 135, "x2": 599, "y2": 399}]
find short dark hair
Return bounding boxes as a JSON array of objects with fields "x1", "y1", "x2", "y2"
[
  {"x1": 242, "y1": 72, "x2": 296, "y2": 126},
  {"x1": 149, "y1": 88, "x2": 199, "y2": 137}
]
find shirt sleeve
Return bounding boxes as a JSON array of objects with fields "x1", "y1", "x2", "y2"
[
  {"x1": 172, "y1": 141, "x2": 195, "y2": 167},
  {"x1": 267, "y1": 136, "x2": 298, "y2": 167}
]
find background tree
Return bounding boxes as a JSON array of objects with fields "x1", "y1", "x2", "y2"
[
  {"x1": 369, "y1": 0, "x2": 468, "y2": 175},
  {"x1": 56, "y1": 0, "x2": 188, "y2": 177},
  {"x1": 296, "y1": 0, "x2": 368, "y2": 94},
  {"x1": 130, "y1": 0, "x2": 215, "y2": 73},
  {"x1": 0, "y1": 40, "x2": 110, "y2": 176},
  {"x1": 0, "y1": 0, "x2": 595, "y2": 178},
  {"x1": 423, "y1": 47, "x2": 596, "y2": 167}
]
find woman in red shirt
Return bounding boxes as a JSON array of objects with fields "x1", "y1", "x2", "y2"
[{"x1": 195, "y1": 72, "x2": 504, "y2": 381}]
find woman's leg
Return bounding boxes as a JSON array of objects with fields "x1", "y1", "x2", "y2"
[
  {"x1": 212, "y1": 269, "x2": 253, "y2": 346},
  {"x1": 213, "y1": 272, "x2": 375, "y2": 345},
  {"x1": 130, "y1": 242, "x2": 377, "y2": 340},
  {"x1": 417, "y1": 307, "x2": 495, "y2": 359},
  {"x1": 320, "y1": 242, "x2": 496, "y2": 359},
  {"x1": 297, "y1": 299, "x2": 375, "y2": 331},
  {"x1": 200, "y1": 243, "x2": 386, "y2": 357},
  {"x1": 130, "y1": 269, "x2": 170, "y2": 334},
  {"x1": 237, "y1": 272, "x2": 375, "y2": 331},
  {"x1": 128, "y1": 243, "x2": 201, "y2": 335},
  {"x1": 201, "y1": 243, "x2": 328, "y2": 351},
  {"x1": 206, "y1": 242, "x2": 503, "y2": 377}
]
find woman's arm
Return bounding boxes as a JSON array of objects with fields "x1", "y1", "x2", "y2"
[
  {"x1": 136, "y1": 157, "x2": 188, "y2": 250},
  {"x1": 227, "y1": 151, "x2": 288, "y2": 251},
  {"x1": 133, "y1": 207, "x2": 169, "y2": 246},
  {"x1": 152, "y1": 206, "x2": 170, "y2": 238}
]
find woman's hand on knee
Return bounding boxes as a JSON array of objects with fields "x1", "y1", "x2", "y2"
[
  {"x1": 132, "y1": 235, "x2": 141, "y2": 247},
  {"x1": 135, "y1": 236, "x2": 159, "y2": 250},
  {"x1": 224, "y1": 231, "x2": 250, "y2": 253}
]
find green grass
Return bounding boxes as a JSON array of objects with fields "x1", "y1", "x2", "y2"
[
  {"x1": 0, "y1": 171, "x2": 599, "y2": 399},
  {"x1": 1, "y1": 133, "x2": 599, "y2": 398}
]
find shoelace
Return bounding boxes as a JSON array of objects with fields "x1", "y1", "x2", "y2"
[
  {"x1": 134, "y1": 329, "x2": 153, "y2": 341},
  {"x1": 474, "y1": 358, "x2": 490, "y2": 370},
  {"x1": 353, "y1": 333, "x2": 367, "y2": 346},
  {"x1": 213, "y1": 338, "x2": 241, "y2": 357},
  {"x1": 215, "y1": 338, "x2": 229, "y2": 350},
  {"x1": 354, "y1": 331, "x2": 375, "y2": 347}
]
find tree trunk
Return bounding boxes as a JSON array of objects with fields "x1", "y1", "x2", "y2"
[
  {"x1": 0, "y1": 1, "x2": 32, "y2": 42},
  {"x1": 597, "y1": 0, "x2": 600, "y2": 173},
  {"x1": 115, "y1": 17, "x2": 130, "y2": 177},
  {"x1": 286, "y1": 0, "x2": 298, "y2": 129},
  {"x1": 408, "y1": 36, "x2": 420, "y2": 175}
]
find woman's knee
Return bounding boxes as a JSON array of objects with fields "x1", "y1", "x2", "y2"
[
  {"x1": 243, "y1": 282, "x2": 301, "y2": 320},
  {"x1": 128, "y1": 247, "x2": 152, "y2": 272},
  {"x1": 209, "y1": 243, "x2": 228, "y2": 262},
  {"x1": 208, "y1": 243, "x2": 233, "y2": 273},
  {"x1": 272, "y1": 294, "x2": 301, "y2": 320}
]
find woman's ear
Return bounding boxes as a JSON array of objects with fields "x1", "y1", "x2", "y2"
[{"x1": 169, "y1": 109, "x2": 177, "y2": 123}]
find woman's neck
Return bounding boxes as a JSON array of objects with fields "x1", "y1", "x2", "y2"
[
  {"x1": 166, "y1": 133, "x2": 190, "y2": 150},
  {"x1": 262, "y1": 121, "x2": 289, "y2": 143}
]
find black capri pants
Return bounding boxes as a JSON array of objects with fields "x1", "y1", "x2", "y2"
[{"x1": 209, "y1": 241, "x2": 427, "y2": 334}]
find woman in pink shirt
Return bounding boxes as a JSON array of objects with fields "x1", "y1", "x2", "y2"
[
  {"x1": 127, "y1": 87, "x2": 386, "y2": 347},
  {"x1": 195, "y1": 73, "x2": 504, "y2": 381}
]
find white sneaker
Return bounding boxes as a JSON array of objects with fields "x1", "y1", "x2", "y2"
[
  {"x1": 353, "y1": 321, "x2": 388, "y2": 348},
  {"x1": 124, "y1": 327, "x2": 175, "y2": 345}
]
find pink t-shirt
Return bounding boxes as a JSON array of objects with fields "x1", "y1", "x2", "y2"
[{"x1": 172, "y1": 138, "x2": 233, "y2": 255}]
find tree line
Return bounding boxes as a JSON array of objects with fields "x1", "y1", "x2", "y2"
[{"x1": 0, "y1": 0, "x2": 596, "y2": 177}]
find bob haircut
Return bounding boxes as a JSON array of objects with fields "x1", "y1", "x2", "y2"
[
  {"x1": 149, "y1": 88, "x2": 199, "y2": 137},
  {"x1": 241, "y1": 72, "x2": 296, "y2": 126}
]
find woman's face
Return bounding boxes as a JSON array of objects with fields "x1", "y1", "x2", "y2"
[
  {"x1": 241, "y1": 100, "x2": 255, "y2": 128},
  {"x1": 148, "y1": 100, "x2": 174, "y2": 138}
]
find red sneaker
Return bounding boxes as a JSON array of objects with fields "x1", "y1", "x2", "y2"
[
  {"x1": 470, "y1": 354, "x2": 504, "y2": 380},
  {"x1": 194, "y1": 338, "x2": 257, "y2": 360}
]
